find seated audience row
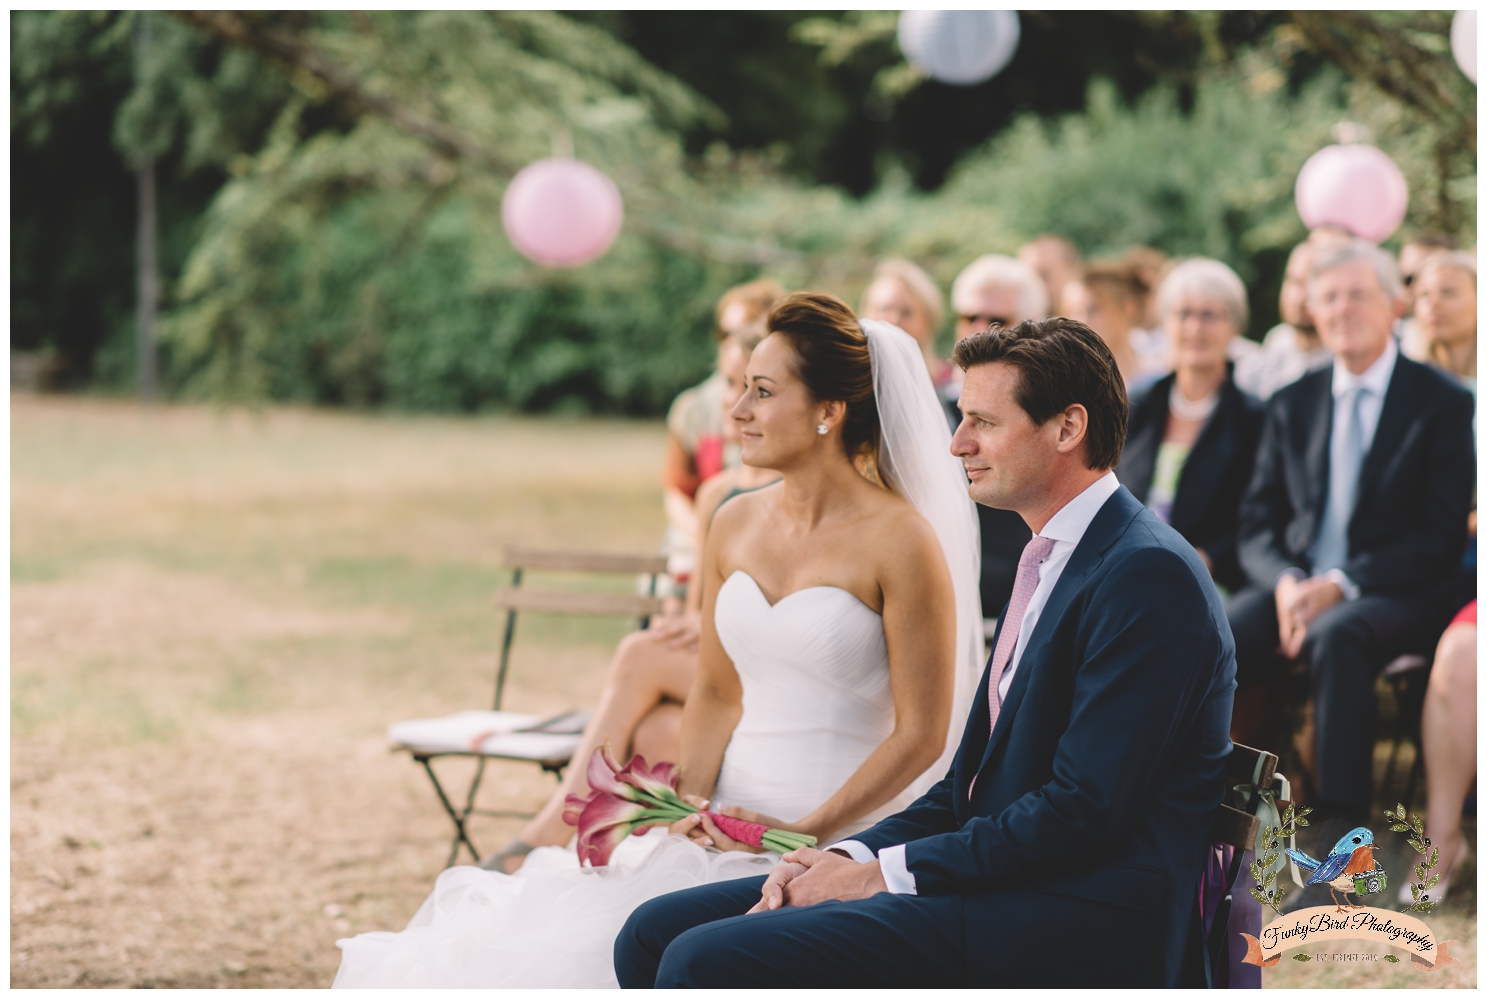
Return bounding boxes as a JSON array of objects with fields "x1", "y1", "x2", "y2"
[{"x1": 505, "y1": 233, "x2": 1475, "y2": 897}]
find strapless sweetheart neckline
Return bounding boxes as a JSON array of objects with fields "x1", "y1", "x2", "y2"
[{"x1": 725, "y1": 569, "x2": 880, "y2": 617}]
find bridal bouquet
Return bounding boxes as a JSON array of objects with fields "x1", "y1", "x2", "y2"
[{"x1": 563, "y1": 747, "x2": 817, "y2": 866}]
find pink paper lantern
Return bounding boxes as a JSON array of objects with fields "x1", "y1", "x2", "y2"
[
  {"x1": 1294, "y1": 144, "x2": 1408, "y2": 244},
  {"x1": 501, "y1": 158, "x2": 623, "y2": 268}
]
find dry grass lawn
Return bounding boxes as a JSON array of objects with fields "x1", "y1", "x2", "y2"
[
  {"x1": 10, "y1": 395, "x2": 1476, "y2": 988},
  {"x1": 12, "y1": 396, "x2": 662, "y2": 987}
]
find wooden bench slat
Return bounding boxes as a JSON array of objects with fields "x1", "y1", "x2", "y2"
[
  {"x1": 495, "y1": 587, "x2": 663, "y2": 617},
  {"x1": 503, "y1": 547, "x2": 668, "y2": 575}
]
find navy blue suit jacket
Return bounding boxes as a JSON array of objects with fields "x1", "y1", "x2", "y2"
[{"x1": 853, "y1": 485, "x2": 1236, "y2": 986}]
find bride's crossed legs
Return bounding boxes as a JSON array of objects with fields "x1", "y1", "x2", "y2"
[{"x1": 485, "y1": 626, "x2": 695, "y2": 871}]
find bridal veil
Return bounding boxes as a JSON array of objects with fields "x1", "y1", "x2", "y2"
[{"x1": 860, "y1": 319, "x2": 985, "y2": 797}]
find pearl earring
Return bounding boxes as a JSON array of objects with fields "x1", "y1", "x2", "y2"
[{"x1": 816, "y1": 423, "x2": 828, "y2": 435}]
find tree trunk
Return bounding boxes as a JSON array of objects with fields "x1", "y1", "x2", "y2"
[
  {"x1": 136, "y1": 158, "x2": 158, "y2": 401},
  {"x1": 135, "y1": 13, "x2": 157, "y2": 401}
]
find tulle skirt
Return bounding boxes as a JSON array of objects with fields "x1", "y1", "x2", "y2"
[{"x1": 332, "y1": 829, "x2": 776, "y2": 988}]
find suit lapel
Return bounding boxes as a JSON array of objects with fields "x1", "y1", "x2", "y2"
[
  {"x1": 1354, "y1": 358, "x2": 1418, "y2": 513},
  {"x1": 952, "y1": 639, "x2": 997, "y2": 823},
  {"x1": 1301, "y1": 369, "x2": 1333, "y2": 515},
  {"x1": 975, "y1": 487, "x2": 1144, "y2": 775}
]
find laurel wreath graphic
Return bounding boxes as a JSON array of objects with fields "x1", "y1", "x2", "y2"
[
  {"x1": 1384, "y1": 803, "x2": 1440, "y2": 914},
  {"x1": 1250, "y1": 801, "x2": 1312, "y2": 915}
]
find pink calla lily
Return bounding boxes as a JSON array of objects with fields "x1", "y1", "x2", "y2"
[
  {"x1": 559, "y1": 749, "x2": 816, "y2": 866},
  {"x1": 615, "y1": 754, "x2": 683, "y2": 804},
  {"x1": 585, "y1": 744, "x2": 635, "y2": 799},
  {"x1": 573, "y1": 791, "x2": 682, "y2": 867},
  {"x1": 562, "y1": 793, "x2": 590, "y2": 827}
]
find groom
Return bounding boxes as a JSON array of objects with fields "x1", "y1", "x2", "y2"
[{"x1": 615, "y1": 318, "x2": 1237, "y2": 988}]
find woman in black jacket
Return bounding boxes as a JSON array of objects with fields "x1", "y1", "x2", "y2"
[{"x1": 1117, "y1": 258, "x2": 1265, "y2": 593}]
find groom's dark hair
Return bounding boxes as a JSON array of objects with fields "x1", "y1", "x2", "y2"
[{"x1": 951, "y1": 317, "x2": 1128, "y2": 470}]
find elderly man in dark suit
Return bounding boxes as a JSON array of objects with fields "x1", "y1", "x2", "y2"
[
  {"x1": 615, "y1": 318, "x2": 1236, "y2": 988},
  {"x1": 1227, "y1": 240, "x2": 1475, "y2": 822}
]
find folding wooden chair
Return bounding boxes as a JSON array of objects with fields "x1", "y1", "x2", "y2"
[{"x1": 391, "y1": 546, "x2": 667, "y2": 867}]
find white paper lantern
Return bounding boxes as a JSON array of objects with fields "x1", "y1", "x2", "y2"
[
  {"x1": 1452, "y1": 10, "x2": 1476, "y2": 84},
  {"x1": 898, "y1": 10, "x2": 1021, "y2": 87}
]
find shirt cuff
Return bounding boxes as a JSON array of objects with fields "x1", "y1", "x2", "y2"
[
  {"x1": 1319, "y1": 568, "x2": 1361, "y2": 601},
  {"x1": 826, "y1": 840, "x2": 876, "y2": 865},
  {"x1": 877, "y1": 843, "x2": 918, "y2": 895}
]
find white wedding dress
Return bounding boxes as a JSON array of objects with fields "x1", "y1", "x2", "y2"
[
  {"x1": 332, "y1": 320, "x2": 984, "y2": 989},
  {"x1": 334, "y1": 571, "x2": 911, "y2": 988}
]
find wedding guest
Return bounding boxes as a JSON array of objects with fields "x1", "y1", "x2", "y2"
[
  {"x1": 1016, "y1": 234, "x2": 1080, "y2": 315},
  {"x1": 1406, "y1": 252, "x2": 1477, "y2": 903},
  {"x1": 1121, "y1": 244, "x2": 1170, "y2": 331},
  {"x1": 617, "y1": 317, "x2": 1237, "y2": 988},
  {"x1": 664, "y1": 279, "x2": 784, "y2": 582},
  {"x1": 1410, "y1": 600, "x2": 1475, "y2": 904},
  {"x1": 1117, "y1": 258, "x2": 1265, "y2": 593},
  {"x1": 949, "y1": 255, "x2": 1047, "y2": 618},
  {"x1": 1059, "y1": 258, "x2": 1161, "y2": 388},
  {"x1": 951, "y1": 254, "x2": 1049, "y2": 343},
  {"x1": 1401, "y1": 232, "x2": 1459, "y2": 292},
  {"x1": 1233, "y1": 232, "x2": 1348, "y2": 400},
  {"x1": 481, "y1": 326, "x2": 775, "y2": 873},
  {"x1": 860, "y1": 258, "x2": 950, "y2": 389},
  {"x1": 1227, "y1": 240, "x2": 1475, "y2": 823},
  {"x1": 1412, "y1": 251, "x2": 1477, "y2": 385}
]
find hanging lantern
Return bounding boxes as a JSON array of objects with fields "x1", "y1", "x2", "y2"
[
  {"x1": 897, "y1": 10, "x2": 1020, "y2": 87},
  {"x1": 501, "y1": 158, "x2": 624, "y2": 268},
  {"x1": 1452, "y1": 10, "x2": 1476, "y2": 84},
  {"x1": 1294, "y1": 144, "x2": 1409, "y2": 244}
]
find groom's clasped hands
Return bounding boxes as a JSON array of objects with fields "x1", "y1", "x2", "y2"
[{"x1": 744, "y1": 848, "x2": 888, "y2": 913}]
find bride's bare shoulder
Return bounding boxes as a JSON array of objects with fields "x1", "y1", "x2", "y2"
[
  {"x1": 860, "y1": 487, "x2": 949, "y2": 575},
  {"x1": 706, "y1": 479, "x2": 782, "y2": 538}
]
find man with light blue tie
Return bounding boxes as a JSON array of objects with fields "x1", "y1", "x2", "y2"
[{"x1": 1228, "y1": 239, "x2": 1475, "y2": 823}]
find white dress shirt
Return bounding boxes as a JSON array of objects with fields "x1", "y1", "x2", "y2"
[
  {"x1": 832, "y1": 471, "x2": 1123, "y2": 894},
  {"x1": 1281, "y1": 338, "x2": 1397, "y2": 600}
]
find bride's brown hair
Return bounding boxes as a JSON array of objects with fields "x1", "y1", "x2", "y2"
[{"x1": 765, "y1": 291, "x2": 882, "y2": 482}]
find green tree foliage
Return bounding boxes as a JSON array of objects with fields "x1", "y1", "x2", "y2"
[{"x1": 10, "y1": 10, "x2": 1475, "y2": 410}]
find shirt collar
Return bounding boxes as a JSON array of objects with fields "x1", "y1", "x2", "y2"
[
  {"x1": 1038, "y1": 470, "x2": 1121, "y2": 546},
  {"x1": 1332, "y1": 336, "x2": 1397, "y2": 399}
]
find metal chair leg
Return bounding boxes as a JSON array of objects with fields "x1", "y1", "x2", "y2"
[
  {"x1": 452, "y1": 757, "x2": 489, "y2": 864},
  {"x1": 417, "y1": 756, "x2": 482, "y2": 867}
]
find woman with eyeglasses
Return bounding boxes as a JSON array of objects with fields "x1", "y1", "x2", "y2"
[{"x1": 1115, "y1": 258, "x2": 1264, "y2": 593}]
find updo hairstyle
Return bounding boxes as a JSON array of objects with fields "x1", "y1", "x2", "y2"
[{"x1": 765, "y1": 292, "x2": 882, "y2": 478}]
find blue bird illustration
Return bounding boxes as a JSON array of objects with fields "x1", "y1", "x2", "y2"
[{"x1": 1286, "y1": 826, "x2": 1378, "y2": 912}]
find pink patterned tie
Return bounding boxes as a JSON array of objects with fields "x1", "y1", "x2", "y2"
[
  {"x1": 969, "y1": 535, "x2": 1054, "y2": 801},
  {"x1": 982, "y1": 535, "x2": 1056, "y2": 747}
]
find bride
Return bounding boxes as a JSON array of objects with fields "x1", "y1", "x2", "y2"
[{"x1": 333, "y1": 292, "x2": 983, "y2": 988}]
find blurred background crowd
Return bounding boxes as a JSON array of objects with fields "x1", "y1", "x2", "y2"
[{"x1": 8, "y1": 9, "x2": 1479, "y2": 982}]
